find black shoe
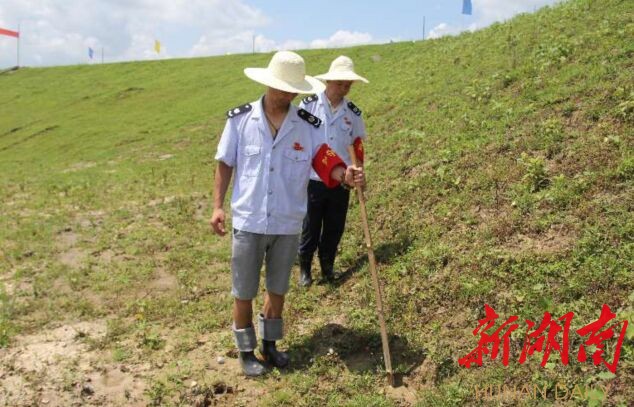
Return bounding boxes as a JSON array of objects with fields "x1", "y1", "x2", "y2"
[
  {"x1": 319, "y1": 257, "x2": 336, "y2": 283},
  {"x1": 260, "y1": 340, "x2": 289, "y2": 368},
  {"x1": 324, "y1": 268, "x2": 336, "y2": 281},
  {"x1": 299, "y1": 257, "x2": 313, "y2": 287},
  {"x1": 299, "y1": 270, "x2": 313, "y2": 287},
  {"x1": 239, "y1": 351, "x2": 266, "y2": 377}
]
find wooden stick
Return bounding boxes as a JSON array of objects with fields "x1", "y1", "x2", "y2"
[{"x1": 346, "y1": 146, "x2": 395, "y2": 384}]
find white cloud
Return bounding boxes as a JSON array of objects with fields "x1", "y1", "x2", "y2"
[
  {"x1": 191, "y1": 31, "x2": 256, "y2": 57},
  {"x1": 279, "y1": 39, "x2": 309, "y2": 52},
  {"x1": 429, "y1": 23, "x2": 477, "y2": 39},
  {"x1": 428, "y1": 0, "x2": 559, "y2": 40},
  {"x1": 0, "y1": 0, "x2": 560, "y2": 67},
  {"x1": 262, "y1": 30, "x2": 374, "y2": 52},
  {"x1": 429, "y1": 23, "x2": 458, "y2": 39},
  {"x1": 310, "y1": 30, "x2": 373, "y2": 49},
  {"x1": 189, "y1": 29, "x2": 374, "y2": 58},
  {"x1": 189, "y1": 32, "x2": 297, "y2": 56},
  {"x1": 0, "y1": 1, "x2": 373, "y2": 67},
  {"x1": 474, "y1": 0, "x2": 560, "y2": 25},
  {"x1": 0, "y1": 0, "x2": 268, "y2": 67}
]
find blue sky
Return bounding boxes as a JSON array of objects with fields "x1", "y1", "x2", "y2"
[
  {"x1": 0, "y1": 0, "x2": 560, "y2": 68},
  {"x1": 247, "y1": 0, "x2": 470, "y2": 43}
]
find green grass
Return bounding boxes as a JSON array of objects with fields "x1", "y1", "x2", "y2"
[{"x1": 1, "y1": 0, "x2": 633, "y2": 405}]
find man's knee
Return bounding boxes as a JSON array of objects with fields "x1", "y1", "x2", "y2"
[
  {"x1": 234, "y1": 297, "x2": 253, "y2": 307},
  {"x1": 266, "y1": 291, "x2": 285, "y2": 302},
  {"x1": 263, "y1": 291, "x2": 285, "y2": 319}
]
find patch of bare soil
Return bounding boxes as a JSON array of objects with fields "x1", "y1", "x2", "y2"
[
  {"x1": 57, "y1": 230, "x2": 79, "y2": 248},
  {"x1": 194, "y1": 198, "x2": 209, "y2": 222},
  {"x1": 1, "y1": 268, "x2": 37, "y2": 310},
  {"x1": 84, "y1": 366, "x2": 147, "y2": 407},
  {"x1": 147, "y1": 267, "x2": 178, "y2": 292},
  {"x1": 56, "y1": 229, "x2": 89, "y2": 269},
  {"x1": 384, "y1": 383, "x2": 419, "y2": 406},
  {"x1": 0, "y1": 320, "x2": 149, "y2": 407},
  {"x1": 502, "y1": 225, "x2": 577, "y2": 255},
  {"x1": 178, "y1": 381, "x2": 237, "y2": 407},
  {"x1": 78, "y1": 210, "x2": 106, "y2": 229},
  {"x1": 91, "y1": 248, "x2": 134, "y2": 267},
  {"x1": 96, "y1": 249, "x2": 115, "y2": 264},
  {"x1": 147, "y1": 196, "x2": 176, "y2": 207},
  {"x1": 62, "y1": 162, "x2": 97, "y2": 174},
  {"x1": 1, "y1": 277, "x2": 32, "y2": 298},
  {"x1": 287, "y1": 312, "x2": 427, "y2": 406},
  {"x1": 58, "y1": 248, "x2": 88, "y2": 269},
  {"x1": 160, "y1": 330, "x2": 267, "y2": 406}
]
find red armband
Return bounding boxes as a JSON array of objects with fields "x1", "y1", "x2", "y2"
[
  {"x1": 352, "y1": 137, "x2": 364, "y2": 163},
  {"x1": 312, "y1": 144, "x2": 346, "y2": 188}
]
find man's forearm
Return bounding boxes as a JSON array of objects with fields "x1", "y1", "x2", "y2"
[
  {"x1": 330, "y1": 166, "x2": 346, "y2": 184},
  {"x1": 214, "y1": 161, "x2": 233, "y2": 210}
]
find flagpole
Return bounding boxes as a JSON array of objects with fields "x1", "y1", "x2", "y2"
[
  {"x1": 422, "y1": 16, "x2": 426, "y2": 40},
  {"x1": 17, "y1": 22, "x2": 21, "y2": 67},
  {"x1": 101, "y1": 46, "x2": 104, "y2": 64}
]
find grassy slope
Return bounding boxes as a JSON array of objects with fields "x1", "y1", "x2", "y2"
[{"x1": 1, "y1": 0, "x2": 633, "y2": 405}]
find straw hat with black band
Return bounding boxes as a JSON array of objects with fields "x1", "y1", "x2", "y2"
[
  {"x1": 244, "y1": 51, "x2": 325, "y2": 94},
  {"x1": 314, "y1": 55, "x2": 369, "y2": 83}
]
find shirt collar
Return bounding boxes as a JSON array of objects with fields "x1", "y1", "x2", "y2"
[
  {"x1": 319, "y1": 91, "x2": 348, "y2": 116},
  {"x1": 253, "y1": 95, "x2": 300, "y2": 120},
  {"x1": 250, "y1": 95, "x2": 263, "y2": 120},
  {"x1": 252, "y1": 95, "x2": 299, "y2": 143}
]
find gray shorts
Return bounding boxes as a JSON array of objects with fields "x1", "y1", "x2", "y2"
[{"x1": 231, "y1": 229, "x2": 300, "y2": 300}]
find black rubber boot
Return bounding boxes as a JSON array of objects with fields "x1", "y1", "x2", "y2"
[
  {"x1": 299, "y1": 256, "x2": 313, "y2": 287},
  {"x1": 319, "y1": 256, "x2": 336, "y2": 283},
  {"x1": 260, "y1": 340, "x2": 289, "y2": 368},
  {"x1": 239, "y1": 351, "x2": 267, "y2": 377}
]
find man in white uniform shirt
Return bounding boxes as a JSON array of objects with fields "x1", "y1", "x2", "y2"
[
  {"x1": 297, "y1": 56, "x2": 369, "y2": 287},
  {"x1": 210, "y1": 51, "x2": 364, "y2": 376}
]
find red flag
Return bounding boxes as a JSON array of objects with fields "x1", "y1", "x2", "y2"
[{"x1": 0, "y1": 27, "x2": 19, "y2": 38}]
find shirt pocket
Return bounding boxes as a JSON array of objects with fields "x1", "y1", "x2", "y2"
[
  {"x1": 340, "y1": 121, "x2": 353, "y2": 136},
  {"x1": 337, "y1": 122, "x2": 354, "y2": 149},
  {"x1": 241, "y1": 145, "x2": 262, "y2": 177},
  {"x1": 283, "y1": 148, "x2": 310, "y2": 181}
]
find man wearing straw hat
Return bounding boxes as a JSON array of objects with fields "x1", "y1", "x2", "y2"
[
  {"x1": 210, "y1": 51, "x2": 364, "y2": 376},
  {"x1": 297, "y1": 56, "x2": 369, "y2": 287}
]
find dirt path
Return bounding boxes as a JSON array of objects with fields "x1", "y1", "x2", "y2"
[{"x1": 0, "y1": 320, "x2": 148, "y2": 406}]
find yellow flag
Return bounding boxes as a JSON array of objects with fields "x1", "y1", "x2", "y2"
[{"x1": 154, "y1": 40, "x2": 161, "y2": 54}]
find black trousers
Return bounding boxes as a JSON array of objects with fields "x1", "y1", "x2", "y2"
[{"x1": 298, "y1": 180, "x2": 350, "y2": 264}]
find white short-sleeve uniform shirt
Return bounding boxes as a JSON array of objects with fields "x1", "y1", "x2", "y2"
[
  {"x1": 299, "y1": 91, "x2": 366, "y2": 181},
  {"x1": 215, "y1": 96, "x2": 328, "y2": 235}
]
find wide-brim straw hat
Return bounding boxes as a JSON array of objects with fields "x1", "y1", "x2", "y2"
[
  {"x1": 244, "y1": 51, "x2": 325, "y2": 94},
  {"x1": 315, "y1": 55, "x2": 369, "y2": 83}
]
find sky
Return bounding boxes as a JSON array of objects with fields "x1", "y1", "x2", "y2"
[{"x1": 0, "y1": 0, "x2": 561, "y2": 68}]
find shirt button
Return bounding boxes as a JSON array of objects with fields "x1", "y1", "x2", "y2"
[
  {"x1": 267, "y1": 212, "x2": 271, "y2": 217},
  {"x1": 268, "y1": 190, "x2": 272, "y2": 195},
  {"x1": 272, "y1": 146, "x2": 276, "y2": 150},
  {"x1": 270, "y1": 167, "x2": 274, "y2": 172},
  {"x1": 330, "y1": 137, "x2": 334, "y2": 140}
]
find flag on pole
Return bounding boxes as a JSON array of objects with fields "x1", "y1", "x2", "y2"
[
  {"x1": 0, "y1": 27, "x2": 19, "y2": 38},
  {"x1": 154, "y1": 40, "x2": 161, "y2": 54},
  {"x1": 462, "y1": 0, "x2": 472, "y2": 15},
  {"x1": 88, "y1": 47, "x2": 94, "y2": 59}
]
